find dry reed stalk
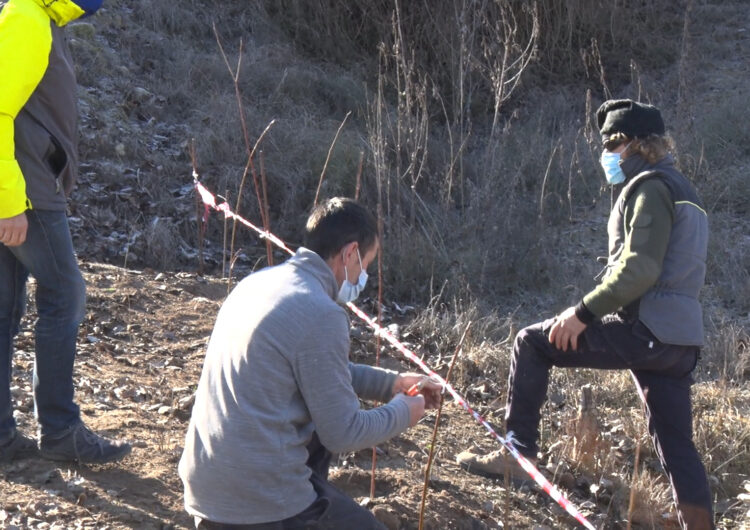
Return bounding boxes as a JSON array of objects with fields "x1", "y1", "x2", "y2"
[
  {"x1": 538, "y1": 141, "x2": 561, "y2": 220},
  {"x1": 627, "y1": 384, "x2": 649, "y2": 529},
  {"x1": 314, "y1": 111, "x2": 352, "y2": 207},
  {"x1": 259, "y1": 150, "x2": 273, "y2": 266},
  {"x1": 223, "y1": 188, "x2": 229, "y2": 277},
  {"x1": 354, "y1": 150, "x2": 364, "y2": 201},
  {"x1": 227, "y1": 119, "x2": 276, "y2": 281},
  {"x1": 214, "y1": 23, "x2": 276, "y2": 283},
  {"x1": 370, "y1": 199, "x2": 386, "y2": 499},
  {"x1": 189, "y1": 140, "x2": 205, "y2": 275},
  {"x1": 417, "y1": 322, "x2": 473, "y2": 530}
]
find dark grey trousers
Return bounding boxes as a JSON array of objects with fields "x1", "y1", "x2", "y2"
[
  {"x1": 195, "y1": 433, "x2": 386, "y2": 530},
  {"x1": 505, "y1": 314, "x2": 713, "y2": 524}
]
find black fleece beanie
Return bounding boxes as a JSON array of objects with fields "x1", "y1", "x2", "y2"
[{"x1": 597, "y1": 99, "x2": 665, "y2": 142}]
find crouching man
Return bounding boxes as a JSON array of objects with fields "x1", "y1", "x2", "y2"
[{"x1": 179, "y1": 197, "x2": 440, "y2": 529}]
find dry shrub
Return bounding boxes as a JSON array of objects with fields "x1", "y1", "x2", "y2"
[
  {"x1": 264, "y1": 1, "x2": 684, "y2": 102},
  {"x1": 616, "y1": 471, "x2": 675, "y2": 528},
  {"x1": 145, "y1": 217, "x2": 180, "y2": 270},
  {"x1": 692, "y1": 384, "x2": 750, "y2": 496},
  {"x1": 702, "y1": 318, "x2": 750, "y2": 382}
]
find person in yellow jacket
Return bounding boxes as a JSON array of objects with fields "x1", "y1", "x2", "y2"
[{"x1": 0, "y1": 0, "x2": 131, "y2": 463}]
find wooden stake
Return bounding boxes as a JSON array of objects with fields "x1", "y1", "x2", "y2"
[{"x1": 418, "y1": 322, "x2": 473, "y2": 530}]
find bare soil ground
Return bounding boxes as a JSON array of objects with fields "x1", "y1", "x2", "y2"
[{"x1": 1, "y1": 262, "x2": 747, "y2": 529}]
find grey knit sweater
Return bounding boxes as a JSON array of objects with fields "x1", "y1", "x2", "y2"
[{"x1": 178, "y1": 248, "x2": 411, "y2": 525}]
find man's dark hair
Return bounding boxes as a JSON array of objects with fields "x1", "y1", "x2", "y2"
[{"x1": 304, "y1": 198, "x2": 378, "y2": 260}]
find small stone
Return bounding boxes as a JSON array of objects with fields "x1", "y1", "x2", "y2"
[
  {"x1": 576, "y1": 474, "x2": 593, "y2": 491},
  {"x1": 178, "y1": 394, "x2": 195, "y2": 410},
  {"x1": 548, "y1": 391, "x2": 565, "y2": 406},
  {"x1": 371, "y1": 505, "x2": 400, "y2": 530},
  {"x1": 558, "y1": 471, "x2": 576, "y2": 491},
  {"x1": 598, "y1": 477, "x2": 614, "y2": 492},
  {"x1": 130, "y1": 87, "x2": 153, "y2": 103}
]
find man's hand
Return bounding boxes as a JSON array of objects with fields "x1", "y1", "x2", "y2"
[
  {"x1": 0, "y1": 212, "x2": 28, "y2": 247},
  {"x1": 548, "y1": 306, "x2": 587, "y2": 352},
  {"x1": 401, "y1": 394, "x2": 426, "y2": 427},
  {"x1": 392, "y1": 373, "x2": 442, "y2": 409}
]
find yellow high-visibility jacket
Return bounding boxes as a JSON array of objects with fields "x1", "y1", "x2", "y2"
[{"x1": 0, "y1": 0, "x2": 85, "y2": 219}]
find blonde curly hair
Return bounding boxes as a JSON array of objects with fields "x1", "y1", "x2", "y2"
[
  {"x1": 627, "y1": 134, "x2": 674, "y2": 164},
  {"x1": 606, "y1": 132, "x2": 674, "y2": 164}
]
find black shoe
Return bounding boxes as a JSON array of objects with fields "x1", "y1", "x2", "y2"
[
  {"x1": 0, "y1": 431, "x2": 38, "y2": 462},
  {"x1": 40, "y1": 423, "x2": 131, "y2": 464}
]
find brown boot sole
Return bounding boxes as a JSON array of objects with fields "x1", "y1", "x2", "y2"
[{"x1": 458, "y1": 459, "x2": 536, "y2": 488}]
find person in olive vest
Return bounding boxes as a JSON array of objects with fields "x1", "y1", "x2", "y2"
[
  {"x1": 457, "y1": 100, "x2": 713, "y2": 529},
  {"x1": 0, "y1": 0, "x2": 130, "y2": 463}
]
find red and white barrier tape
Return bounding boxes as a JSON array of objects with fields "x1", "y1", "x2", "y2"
[
  {"x1": 195, "y1": 180, "x2": 294, "y2": 255},
  {"x1": 193, "y1": 179, "x2": 596, "y2": 530}
]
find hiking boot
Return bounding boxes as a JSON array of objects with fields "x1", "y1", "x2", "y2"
[
  {"x1": 0, "y1": 431, "x2": 38, "y2": 462},
  {"x1": 677, "y1": 503, "x2": 715, "y2": 530},
  {"x1": 40, "y1": 423, "x2": 131, "y2": 464},
  {"x1": 456, "y1": 448, "x2": 536, "y2": 487}
]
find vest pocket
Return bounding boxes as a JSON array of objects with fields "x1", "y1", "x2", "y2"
[{"x1": 44, "y1": 134, "x2": 68, "y2": 194}]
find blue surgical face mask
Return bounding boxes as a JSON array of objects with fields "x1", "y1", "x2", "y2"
[
  {"x1": 599, "y1": 144, "x2": 630, "y2": 185},
  {"x1": 337, "y1": 249, "x2": 368, "y2": 304}
]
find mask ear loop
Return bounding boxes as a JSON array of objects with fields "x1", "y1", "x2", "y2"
[
  {"x1": 341, "y1": 246, "x2": 351, "y2": 284},
  {"x1": 342, "y1": 242, "x2": 360, "y2": 284}
]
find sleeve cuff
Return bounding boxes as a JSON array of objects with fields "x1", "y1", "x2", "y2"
[
  {"x1": 0, "y1": 159, "x2": 30, "y2": 218},
  {"x1": 574, "y1": 299, "x2": 597, "y2": 325}
]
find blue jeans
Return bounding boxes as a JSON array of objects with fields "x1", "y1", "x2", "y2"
[{"x1": 0, "y1": 209, "x2": 85, "y2": 440}]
